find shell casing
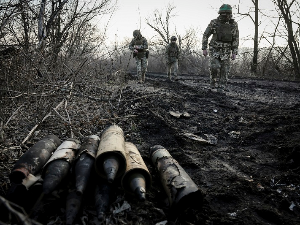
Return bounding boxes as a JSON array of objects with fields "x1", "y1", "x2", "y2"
[
  {"x1": 94, "y1": 180, "x2": 114, "y2": 221},
  {"x1": 95, "y1": 125, "x2": 127, "y2": 182},
  {"x1": 42, "y1": 138, "x2": 80, "y2": 195},
  {"x1": 66, "y1": 190, "x2": 83, "y2": 225},
  {"x1": 42, "y1": 159, "x2": 70, "y2": 195},
  {"x1": 149, "y1": 145, "x2": 203, "y2": 212},
  {"x1": 74, "y1": 135, "x2": 100, "y2": 195},
  {"x1": 122, "y1": 142, "x2": 152, "y2": 201}
]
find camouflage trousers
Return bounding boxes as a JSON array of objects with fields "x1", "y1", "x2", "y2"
[
  {"x1": 135, "y1": 56, "x2": 148, "y2": 82},
  {"x1": 209, "y1": 57, "x2": 231, "y2": 88},
  {"x1": 166, "y1": 60, "x2": 178, "y2": 80}
]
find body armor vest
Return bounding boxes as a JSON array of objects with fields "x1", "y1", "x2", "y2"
[
  {"x1": 216, "y1": 22, "x2": 233, "y2": 42},
  {"x1": 133, "y1": 38, "x2": 146, "y2": 59},
  {"x1": 168, "y1": 44, "x2": 179, "y2": 57},
  {"x1": 134, "y1": 39, "x2": 143, "y2": 46}
]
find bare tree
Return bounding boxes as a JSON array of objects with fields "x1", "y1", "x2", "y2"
[
  {"x1": 146, "y1": 3, "x2": 176, "y2": 45},
  {"x1": 37, "y1": 0, "x2": 116, "y2": 62},
  {"x1": 238, "y1": 0, "x2": 259, "y2": 74},
  {"x1": 273, "y1": 0, "x2": 300, "y2": 77},
  {"x1": 146, "y1": 4, "x2": 203, "y2": 74},
  {"x1": 0, "y1": 0, "x2": 37, "y2": 49},
  {"x1": 19, "y1": 0, "x2": 30, "y2": 51},
  {"x1": 0, "y1": 0, "x2": 19, "y2": 39},
  {"x1": 252, "y1": 0, "x2": 259, "y2": 73}
]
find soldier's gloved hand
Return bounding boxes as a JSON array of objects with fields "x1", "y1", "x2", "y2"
[
  {"x1": 231, "y1": 54, "x2": 236, "y2": 60},
  {"x1": 203, "y1": 49, "x2": 208, "y2": 57}
]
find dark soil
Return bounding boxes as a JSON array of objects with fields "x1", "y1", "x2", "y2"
[{"x1": 1, "y1": 72, "x2": 300, "y2": 225}]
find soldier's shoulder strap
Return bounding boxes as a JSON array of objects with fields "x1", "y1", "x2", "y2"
[
  {"x1": 141, "y1": 37, "x2": 147, "y2": 42},
  {"x1": 229, "y1": 19, "x2": 238, "y2": 27},
  {"x1": 212, "y1": 18, "x2": 219, "y2": 25},
  {"x1": 131, "y1": 38, "x2": 137, "y2": 44}
]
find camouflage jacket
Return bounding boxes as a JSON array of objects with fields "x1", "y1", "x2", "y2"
[
  {"x1": 202, "y1": 17, "x2": 239, "y2": 60},
  {"x1": 165, "y1": 42, "x2": 179, "y2": 63},
  {"x1": 129, "y1": 37, "x2": 148, "y2": 59}
]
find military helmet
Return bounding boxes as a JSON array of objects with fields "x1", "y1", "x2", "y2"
[
  {"x1": 133, "y1": 30, "x2": 141, "y2": 38},
  {"x1": 171, "y1": 36, "x2": 177, "y2": 41},
  {"x1": 218, "y1": 4, "x2": 232, "y2": 14}
]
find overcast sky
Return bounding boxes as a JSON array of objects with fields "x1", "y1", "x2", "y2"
[{"x1": 96, "y1": 0, "x2": 286, "y2": 48}]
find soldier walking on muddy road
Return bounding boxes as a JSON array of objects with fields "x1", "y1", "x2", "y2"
[
  {"x1": 129, "y1": 30, "x2": 149, "y2": 83},
  {"x1": 165, "y1": 36, "x2": 180, "y2": 81},
  {"x1": 202, "y1": 4, "x2": 239, "y2": 90}
]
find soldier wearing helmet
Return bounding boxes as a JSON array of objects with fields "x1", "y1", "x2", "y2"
[
  {"x1": 129, "y1": 30, "x2": 149, "y2": 83},
  {"x1": 202, "y1": 4, "x2": 239, "y2": 90},
  {"x1": 165, "y1": 36, "x2": 180, "y2": 81}
]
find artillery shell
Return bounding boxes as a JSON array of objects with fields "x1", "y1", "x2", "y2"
[
  {"x1": 66, "y1": 190, "x2": 83, "y2": 225},
  {"x1": 122, "y1": 142, "x2": 151, "y2": 201},
  {"x1": 149, "y1": 145, "x2": 203, "y2": 212},
  {"x1": 127, "y1": 172, "x2": 146, "y2": 201},
  {"x1": 27, "y1": 179, "x2": 44, "y2": 210},
  {"x1": 5, "y1": 182, "x2": 28, "y2": 208},
  {"x1": 95, "y1": 179, "x2": 114, "y2": 221},
  {"x1": 102, "y1": 154, "x2": 120, "y2": 183},
  {"x1": 42, "y1": 138, "x2": 80, "y2": 195},
  {"x1": 42, "y1": 159, "x2": 70, "y2": 195},
  {"x1": 9, "y1": 135, "x2": 61, "y2": 184},
  {"x1": 95, "y1": 125, "x2": 127, "y2": 183},
  {"x1": 74, "y1": 135, "x2": 100, "y2": 195}
]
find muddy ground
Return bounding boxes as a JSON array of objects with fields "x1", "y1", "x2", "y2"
[{"x1": 0, "y1": 72, "x2": 300, "y2": 225}]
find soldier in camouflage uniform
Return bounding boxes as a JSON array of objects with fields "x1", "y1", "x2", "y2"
[
  {"x1": 129, "y1": 30, "x2": 149, "y2": 83},
  {"x1": 165, "y1": 36, "x2": 180, "y2": 81},
  {"x1": 202, "y1": 4, "x2": 239, "y2": 89}
]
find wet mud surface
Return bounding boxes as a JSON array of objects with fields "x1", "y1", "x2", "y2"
[{"x1": 1, "y1": 73, "x2": 300, "y2": 224}]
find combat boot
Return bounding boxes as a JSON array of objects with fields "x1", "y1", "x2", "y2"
[
  {"x1": 174, "y1": 73, "x2": 178, "y2": 81},
  {"x1": 167, "y1": 73, "x2": 173, "y2": 82},
  {"x1": 137, "y1": 76, "x2": 143, "y2": 84},
  {"x1": 219, "y1": 78, "x2": 228, "y2": 91}
]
